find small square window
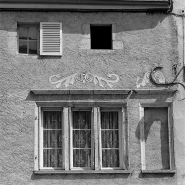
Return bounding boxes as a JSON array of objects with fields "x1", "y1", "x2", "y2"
[
  {"x1": 90, "y1": 25, "x2": 112, "y2": 49},
  {"x1": 18, "y1": 24, "x2": 39, "y2": 55}
]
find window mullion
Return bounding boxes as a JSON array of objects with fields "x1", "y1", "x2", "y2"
[
  {"x1": 97, "y1": 107, "x2": 102, "y2": 169},
  {"x1": 121, "y1": 107, "x2": 125, "y2": 169},
  {"x1": 63, "y1": 107, "x2": 69, "y2": 170},
  {"x1": 69, "y1": 107, "x2": 73, "y2": 170},
  {"x1": 39, "y1": 106, "x2": 43, "y2": 169},
  {"x1": 93, "y1": 107, "x2": 99, "y2": 170}
]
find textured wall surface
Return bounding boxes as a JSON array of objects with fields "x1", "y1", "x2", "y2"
[{"x1": 0, "y1": 11, "x2": 181, "y2": 185}]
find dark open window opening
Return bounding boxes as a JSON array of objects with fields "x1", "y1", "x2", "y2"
[{"x1": 90, "y1": 25, "x2": 112, "y2": 50}]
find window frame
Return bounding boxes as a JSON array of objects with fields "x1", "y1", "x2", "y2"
[
  {"x1": 34, "y1": 103, "x2": 128, "y2": 172},
  {"x1": 99, "y1": 108, "x2": 125, "y2": 170},
  {"x1": 17, "y1": 23, "x2": 39, "y2": 55},
  {"x1": 39, "y1": 107, "x2": 65, "y2": 170},
  {"x1": 139, "y1": 103, "x2": 175, "y2": 172}
]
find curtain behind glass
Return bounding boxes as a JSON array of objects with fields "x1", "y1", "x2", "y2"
[
  {"x1": 43, "y1": 111, "x2": 62, "y2": 168},
  {"x1": 101, "y1": 111, "x2": 119, "y2": 167},
  {"x1": 73, "y1": 111, "x2": 91, "y2": 167}
]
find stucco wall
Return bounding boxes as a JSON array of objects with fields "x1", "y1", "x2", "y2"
[{"x1": 0, "y1": 11, "x2": 181, "y2": 185}]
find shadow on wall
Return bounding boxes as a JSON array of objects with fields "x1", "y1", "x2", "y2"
[
  {"x1": 61, "y1": 13, "x2": 167, "y2": 34},
  {"x1": 135, "y1": 107, "x2": 170, "y2": 170}
]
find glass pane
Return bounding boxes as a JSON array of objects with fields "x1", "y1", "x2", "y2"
[
  {"x1": 73, "y1": 111, "x2": 91, "y2": 129},
  {"x1": 101, "y1": 112, "x2": 118, "y2": 129},
  {"x1": 43, "y1": 111, "x2": 62, "y2": 129},
  {"x1": 101, "y1": 130, "x2": 119, "y2": 148},
  {"x1": 19, "y1": 26, "x2": 27, "y2": 39},
  {"x1": 29, "y1": 41, "x2": 37, "y2": 54},
  {"x1": 73, "y1": 130, "x2": 91, "y2": 148},
  {"x1": 43, "y1": 149, "x2": 62, "y2": 167},
  {"x1": 73, "y1": 149, "x2": 91, "y2": 167},
  {"x1": 102, "y1": 149, "x2": 119, "y2": 167},
  {"x1": 43, "y1": 130, "x2": 62, "y2": 148},
  {"x1": 28, "y1": 26, "x2": 37, "y2": 40},
  {"x1": 19, "y1": 40, "x2": 27, "y2": 54}
]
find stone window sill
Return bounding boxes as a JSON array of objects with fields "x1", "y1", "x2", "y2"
[
  {"x1": 141, "y1": 170, "x2": 176, "y2": 174},
  {"x1": 33, "y1": 170, "x2": 133, "y2": 175}
]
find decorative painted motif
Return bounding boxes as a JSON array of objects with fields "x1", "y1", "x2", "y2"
[
  {"x1": 151, "y1": 67, "x2": 166, "y2": 84},
  {"x1": 49, "y1": 72, "x2": 119, "y2": 88},
  {"x1": 136, "y1": 71, "x2": 150, "y2": 88},
  {"x1": 136, "y1": 67, "x2": 166, "y2": 88}
]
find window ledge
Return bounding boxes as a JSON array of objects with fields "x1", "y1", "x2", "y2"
[
  {"x1": 141, "y1": 170, "x2": 176, "y2": 174},
  {"x1": 33, "y1": 170, "x2": 133, "y2": 175}
]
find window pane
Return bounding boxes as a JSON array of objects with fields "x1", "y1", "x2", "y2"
[
  {"x1": 73, "y1": 130, "x2": 91, "y2": 148},
  {"x1": 43, "y1": 130, "x2": 62, "y2": 148},
  {"x1": 43, "y1": 111, "x2": 62, "y2": 129},
  {"x1": 101, "y1": 112, "x2": 118, "y2": 129},
  {"x1": 73, "y1": 111, "x2": 91, "y2": 129},
  {"x1": 73, "y1": 111, "x2": 91, "y2": 168},
  {"x1": 43, "y1": 149, "x2": 62, "y2": 167},
  {"x1": 102, "y1": 149, "x2": 119, "y2": 167},
  {"x1": 28, "y1": 26, "x2": 37, "y2": 40},
  {"x1": 101, "y1": 130, "x2": 119, "y2": 148},
  {"x1": 43, "y1": 110, "x2": 62, "y2": 168},
  {"x1": 29, "y1": 41, "x2": 37, "y2": 54},
  {"x1": 19, "y1": 40, "x2": 27, "y2": 54},
  {"x1": 73, "y1": 149, "x2": 91, "y2": 167},
  {"x1": 101, "y1": 111, "x2": 120, "y2": 168},
  {"x1": 19, "y1": 26, "x2": 27, "y2": 40}
]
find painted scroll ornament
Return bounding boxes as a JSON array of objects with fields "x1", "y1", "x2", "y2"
[
  {"x1": 136, "y1": 71, "x2": 150, "y2": 88},
  {"x1": 49, "y1": 72, "x2": 119, "y2": 88},
  {"x1": 136, "y1": 67, "x2": 166, "y2": 88}
]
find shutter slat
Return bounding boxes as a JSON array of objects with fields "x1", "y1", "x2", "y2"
[{"x1": 40, "y1": 22, "x2": 62, "y2": 56}]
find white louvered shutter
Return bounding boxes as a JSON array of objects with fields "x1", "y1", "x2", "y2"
[{"x1": 40, "y1": 22, "x2": 62, "y2": 56}]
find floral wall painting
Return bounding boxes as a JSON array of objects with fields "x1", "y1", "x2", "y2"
[
  {"x1": 136, "y1": 71, "x2": 150, "y2": 88},
  {"x1": 136, "y1": 68, "x2": 166, "y2": 88},
  {"x1": 49, "y1": 72, "x2": 120, "y2": 89}
]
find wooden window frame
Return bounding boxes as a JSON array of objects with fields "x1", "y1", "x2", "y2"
[
  {"x1": 98, "y1": 108, "x2": 126, "y2": 170},
  {"x1": 39, "y1": 107, "x2": 65, "y2": 170},
  {"x1": 139, "y1": 103, "x2": 175, "y2": 172},
  {"x1": 69, "y1": 107, "x2": 94, "y2": 170},
  {"x1": 17, "y1": 23, "x2": 39, "y2": 55},
  {"x1": 34, "y1": 104, "x2": 128, "y2": 172}
]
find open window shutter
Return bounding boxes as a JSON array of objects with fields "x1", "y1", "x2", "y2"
[{"x1": 40, "y1": 22, "x2": 62, "y2": 56}]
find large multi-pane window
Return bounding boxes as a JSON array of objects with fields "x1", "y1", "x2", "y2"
[{"x1": 36, "y1": 106, "x2": 127, "y2": 171}]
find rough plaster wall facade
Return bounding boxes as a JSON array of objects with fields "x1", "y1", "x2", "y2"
[{"x1": 0, "y1": 11, "x2": 180, "y2": 185}]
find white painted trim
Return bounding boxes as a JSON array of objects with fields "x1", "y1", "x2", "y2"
[
  {"x1": 139, "y1": 104, "x2": 146, "y2": 170},
  {"x1": 40, "y1": 22, "x2": 62, "y2": 56},
  {"x1": 93, "y1": 107, "x2": 99, "y2": 170},
  {"x1": 139, "y1": 103, "x2": 174, "y2": 171},
  {"x1": 34, "y1": 103, "x2": 39, "y2": 171},
  {"x1": 69, "y1": 107, "x2": 72, "y2": 170},
  {"x1": 63, "y1": 107, "x2": 69, "y2": 170}
]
